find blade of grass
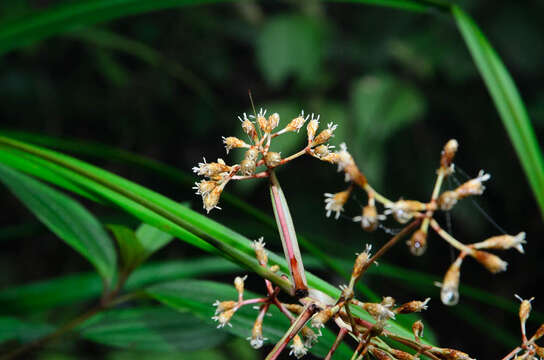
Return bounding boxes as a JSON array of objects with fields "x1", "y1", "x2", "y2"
[{"x1": 452, "y1": 5, "x2": 544, "y2": 217}]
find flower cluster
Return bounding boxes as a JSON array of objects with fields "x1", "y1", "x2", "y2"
[{"x1": 502, "y1": 296, "x2": 544, "y2": 360}]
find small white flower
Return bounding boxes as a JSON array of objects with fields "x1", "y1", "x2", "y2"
[
  {"x1": 246, "y1": 334, "x2": 268, "y2": 349},
  {"x1": 324, "y1": 189, "x2": 351, "y2": 220},
  {"x1": 289, "y1": 336, "x2": 308, "y2": 359}
]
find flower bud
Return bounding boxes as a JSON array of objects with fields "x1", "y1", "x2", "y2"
[
  {"x1": 352, "y1": 244, "x2": 372, "y2": 280},
  {"x1": 354, "y1": 204, "x2": 379, "y2": 232},
  {"x1": 251, "y1": 237, "x2": 268, "y2": 265},
  {"x1": 244, "y1": 148, "x2": 259, "y2": 161},
  {"x1": 213, "y1": 300, "x2": 237, "y2": 315},
  {"x1": 438, "y1": 190, "x2": 459, "y2": 210},
  {"x1": 472, "y1": 250, "x2": 508, "y2": 273},
  {"x1": 515, "y1": 295, "x2": 534, "y2": 332},
  {"x1": 368, "y1": 346, "x2": 393, "y2": 360},
  {"x1": 256, "y1": 109, "x2": 268, "y2": 132},
  {"x1": 395, "y1": 298, "x2": 430, "y2": 314},
  {"x1": 386, "y1": 200, "x2": 425, "y2": 224},
  {"x1": 269, "y1": 264, "x2": 280, "y2": 272},
  {"x1": 473, "y1": 232, "x2": 526, "y2": 254},
  {"x1": 429, "y1": 348, "x2": 475, "y2": 360},
  {"x1": 289, "y1": 335, "x2": 307, "y2": 359},
  {"x1": 441, "y1": 139, "x2": 458, "y2": 169},
  {"x1": 412, "y1": 320, "x2": 424, "y2": 340},
  {"x1": 361, "y1": 302, "x2": 396, "y2": 321},
  {"x1": 454, "y1": 170, "x2": 490, "y2": 198},
  {"x1": 389, "y1": 348, "x2": 418, "y2": 360},
  {"x1": 222, "y1": 136, "x2": 248, "y2": 154},
  {"x1": 440, "y1": 256, "x2": 463, "y2": 306},
  {"x1": 238, "y1": 113, "x2": 258, "y2": 140},
  {"x1": 284, "y1": 112, "x2": 308, "y2": 133},
  {"x1": 312, "y1": 122, "x2": 337, "y2": 146},
  {"x1": 313, "y1": 144, "x2": 331, "y2": 158},
  {"x1": 301, "y1": 326, "x2": 318, "y2": 347},
  {"x1": 212, "y1": 308, "x2": 235, "y2": 328},
  {"x1": 408, "y1": 229, "x2": 427, "y2": 256},
  {"x1": 234, "y1": 275, "x2": 247, "y2": 296},
  {"x1": 381, "y1": 296, "x2": 396, "y2": 308},
  {"x1": 285, "y1": 303, "x2": 304, "y2": 314},
  {"x1": 203, "y1": 186, "x2": 223, "y2": 213},
  {"x1": 267, "y1": 113, "x2": 280, "y2": 131},
  {"x1": 324, "y1": 188, "x2": 352, "y2": 220},
  {"x1": 192, "y1": 158, "x2": 231, "y2": 177},
  {"x1": 247, "y1": 319, "x2": 266, "y2": 349},
  {"x1": 193, "y1": 180, "x2": 216, "y2": 196},
  {"x1": 306, "y1": 115, "x2": 320, "y2": 141},
  {"x1": 264, "y1": 151, "x2": 281, "y2": 167},
  {"x1": 240, "y1": 158, "x2": 256, "y2": 176},
  {"x1": 311, "y1": 306, "x2": 338, "y2": 329}
]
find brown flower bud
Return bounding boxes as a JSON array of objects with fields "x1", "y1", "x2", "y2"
[
  {"x1": 240, "y1": 158, "x2": 256, "y2": 176},
  {"x1": 430, "y1": 348, "x2": 475, "y2": 360},
  {"x1": 267, "y1": 113, "x2": 280, "y2": 131},
  {"x1": 306, "y1": 115, "x2": 319, "y2": 141},
  {"x1": 454, "y1": 170, "x2": 490, "y2": 198},
  {"x1": 438, "y1": 190, "x2": 459, "y2": 210},
  {"x1": 354, "y1": 204, "x2": 380, "y2": 232},
  {"x1": 472, "y1": 250, "x2": 508, "y2": 274},
  {"x1": 244, "y1": 148, "x2": 259, "y2": 161},
  {"x1": 368, "y1": 346, "x2": 393, "y2": 360},
  {"x1": 535, "y1": 344, "x2": 544, "y2": 357},
  {"x1": 313, "y1": 144, "x2": 331, "y2": 158},
  {"x1": 193, "y1": 180, "x2": 217, "y2": 196},
  {"x1": 412, "y1": 320, "x2": 424, "y2": 340},
  {"x1": 251, "y1": 238, "x2": 267, "y2": 265},
  {"x1": 284, "y1": 303, "x2": 304, "y2": 314},
  {"x1": 213, "y1": 300, "x2": 237, "y2": 315},
  {"x1": 361, "y1": 302, "x2": 396, "y2": 321},
  {"x1": 381, "y1": 296, "x2": 396, "y2": 308},
  {"x1": 239, "y1": 113, "x2": 257, "y2": 140},
  {"x1": 222, "y1": 136, "x2": 248, "y2": 154},
  {"x1": 284, "y1": 112, "x2": 307, "y2": 133},
  {"x1": 264, "y1": 151, "x2": 281, "y2": 167},
  {"x1": 472, "y1": 232, "x2": 526, "y2": 254},
  {"x1": 515, "y1": 295, "x2": 534, "y2": 332},
  {"x1": 352, "y1": 244, "x2": 372, "y2": 280},
  {"x1": 312, "y1": 122, "x2": 337, "y2": 146},
  {"x1": 395, "y1": 298, "x2": 430, "y2": 314},
  {"x1": 440, "y1": 139, "x2": 458, "y2": 169},
  {"x1": 203, "y1": 186, "x2": 223, "y2": 213},
  {"x1": 440, "y1": 256, "x2": 463, "y2": 306},
  {"x1": 389, "y1": 349, "x2": 418, "y2": 360},
  {"x1": 533, "y1": 323, "x2": 544, "y2": 341},
  {"x1": 234, "y1": 275, "x2": 247, "y2": 296},
  {"x1": 408, "y1": 229, "x2": 427, "y2": 256}
]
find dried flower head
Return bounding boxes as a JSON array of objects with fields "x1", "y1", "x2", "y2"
[
  {"x1": 289, "y1": 335, "x2": 307, "y2": 359},
  {"x1": 264, "y1": 151, "x2": 281, "y2": 167},
  {"x1": 312, "y1": 122, "x2": 337, "y2": 146},
  {"x1": 306, "y1": 114, "x2": 320, "y2": 142},
  {"x1": 324, "y1": 187, "x2": 352, "y2": 219},
  {"x1": 222, "y1": 136, "x2": 249, "y2": 154},
  {"x1": 395, "y1": 298, "x2": 430, "y2": 314}
]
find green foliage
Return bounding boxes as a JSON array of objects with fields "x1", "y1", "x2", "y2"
[
  {"x1": 0, "y1": 317, "x2": 53, "y2": 344},
  {"x1": 0, "y1": 163, "x2": 117, "y2": 288}
]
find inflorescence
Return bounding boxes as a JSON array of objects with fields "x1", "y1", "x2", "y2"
[{"x1": 193, "y1": 108, "x2": 528, "y2": 359}]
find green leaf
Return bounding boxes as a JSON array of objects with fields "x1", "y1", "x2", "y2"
[
  {"x1": 0, "y1": 0, "x2": 233, "y2": 56},
  {"x1": 0, "y1": 317, "x2": 53, "y2": 344},
  {"x1": 145, "y1": 279, "x2": 353, "y2": 358},
  {"x1": 257, "y1": 15, "x2": 325, "y2": 87},
  {"x1": 452, "y1": 5, "x2": 544, "y2": 217},
  {"x1": 135, "y1": 223, "x2": 174, "y2": 259},
  {"x1": 108, "y1": 224, "x2": 145, "y2": 273},
  {"x1": 0, "y1": 163, "x2": 117, "y2": 287},
  {"x1": 0, "y1": 258, "x2": 241, "y2": 314},
  {"x1": 80, "y1": 306, "x2": 228, "y2": 352}
]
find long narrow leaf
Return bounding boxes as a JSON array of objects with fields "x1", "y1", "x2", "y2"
[
  {"x1": 0, "y1": 163, "x2": 117, "y2": 287},
  {"x1": 452, "y1": 5, "x2": 544, "y2": 216}
]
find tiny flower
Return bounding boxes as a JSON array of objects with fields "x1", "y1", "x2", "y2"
[
  {"x1": 283, "y1": 111, "x2": 309, "y2": 133},
  {"x1": 313, "y1": 144, "x2": 334, "y2": 158},
  {"x1": 473, "y1": 232, "x2": 526, "y2": 254},
  {"x1": 267, "y1": 112, "x2": 280, "y2": 131},
  {"x1": 252, "y1": 108, "x2": 269, "y2": 132},
  {"x1": 353, "y1": 204, "x2": 384, "y2": 232},
  {"x1": 439, "y1": 256, "x2": 463, "y2": 306},
  {"x1": 408, "y1": 229, "x2": 427, "y2": 256},
  {"x1": 454, "y1": 169, "x2": 491, "y2": 198},
  {"x1": 212, "y1": 300, "x2": 237, "y2": 315},
  {"x1": 515, "y1": 294, "x2": 534, "y2": 334},
  {"x1": 222, "y1": 136, "x2": 249, "y2": 154},
  {"x1": 335, "y1": 143, "x2": 353, "y2": 173},
  {"x1": 289, "y1": 335, "x2": 307, "y2": 358},
  {"x1": 212, "y1": 308, "x2": 235, "y2": 328},
  {"x1": 312, "y1": 122, "x2": 338, "y2": 146},
  {"x1": 234, "y1": 275, "x2": 248, "y2": 296},
  {"x1": 361, "y1": 302, "x2": 396, "y2": 321},
  {"x1": 395, "y1": 298, "x2": 430, "y2": 314},
  {"x1": 389, "y1": 348, "x2": 419, "y2": 360},
  {"x1": 269, "y1": 264, "x2": 280, "y2": 272},
  {"x1": 438, "y1": 190, "x2": 459, "y2": 211},
  {"x1": 324, "y1": 187, "x2": 352, "y2": 219},
  {"x1": 301, "y1": 326, "x2": 319, "y2": 347},
  {"x1": 238, "y1": 113, "x2": 257, "y2": 141},
  {"x1": 311, "y1": 306, "x2": 338, "y2": 330},
  {"x1": 252, "y1": 237, "x2": 268, "y2": 265},
  {"x1": 381, "y1": 296, "x2": 396, "y2": 309},
  {"x1": 193, "y1": 180, "x2": 216, "y2": 196},
  {"x1": 440, "y1": 139, "x2": 459, "y2": 170},
  {"x1": 285, "y1": 303, "x2": 304, "y2": 314},
  {"x1": 472, "y1": 250, "x2": 508, "y2": 273},
  {"x1": 244, "y1": 148, "x2": 260, "y2": 161},
  {"x1": 203, "y1": 186, "x2": 223, "y2": 213},
  {"x1": 384, "y1": 200, "x2": 425, "y2": 224},
  {"x1": 264, "y1": 151, "x2": 281, "y2": 167},
  {"x1": 193, "y1": 158, "x2": 232, "y2": 177},
  {"x1": 352, "y1": 244, "x2": 372, "y2": 279},
  {"x1": 247, "y1": 320, "x2": 267, "y2": 349},
  {"x1": 368, "y1": 346, "x2": 393, "y2": 360},
  {"x1": 306, "y1": 114, "x2": 320, "y2": 142}
]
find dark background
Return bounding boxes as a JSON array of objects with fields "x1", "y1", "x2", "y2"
[{"x1": 1, "y1": 0, "x2": 543, "y2": 359}]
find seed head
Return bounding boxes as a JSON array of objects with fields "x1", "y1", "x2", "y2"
[
  {"x1": 472, "y1": 250, "x2": 508, "y2": 274},
  {"x1": 324, "y1": 188, "x2": 352, "y2": 219},
  {"x1": 395, "y1": 298, "x2": 430, "y2": 314},
  {"x1": 240, "y1": 158, "x2": 256, "y2": 176},
  {"x1": 264, "y1": 151, "x2": 281, "y2": 167},
  {"x1": 306, "y1": 114, "x2": 320, "y2": 142},
  {"x1": 441, "y1": 139, "x2": 459, "y2": 170},
  {"x1": 440, "y1": 256, "x2": 463, "y2": 306},
  {"x1": 408, "y1": 229, "x2": 427, "y2": 256},
  {"x1": 312, "y1": 122, "x2": 337, "y2": 146},
  {"x1": 473, "y1": 232, "x2": 526, "y2": 254},
  {"x1": 289, "y1": 335, "x2": 307, "y2": 359}
]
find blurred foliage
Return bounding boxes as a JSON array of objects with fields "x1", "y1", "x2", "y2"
[{"x1": 0, "y1": 0, "x2": 543, "y2": 359}]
